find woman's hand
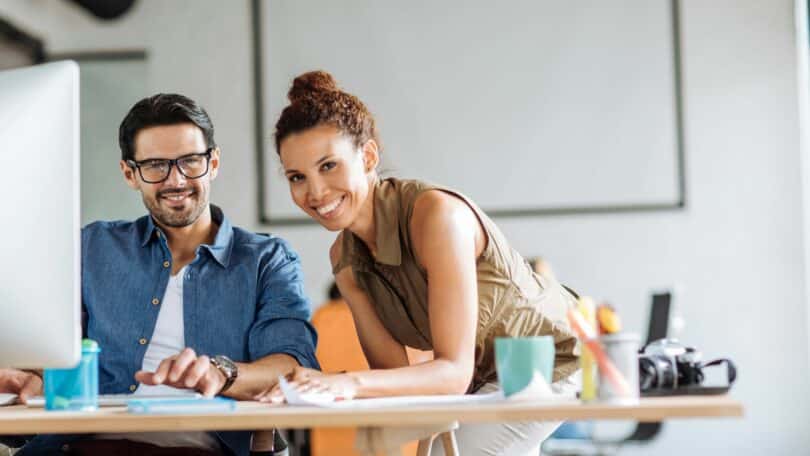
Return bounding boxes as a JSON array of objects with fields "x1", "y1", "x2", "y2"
[{"x1": 255, "y1": 366, "x2": 358, "y2": 403}]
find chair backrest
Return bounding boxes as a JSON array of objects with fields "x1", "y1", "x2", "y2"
[
  {"x1": 645, "y1": 291, "x2": 671, "y2": 345},
  {"x1": 626, "y1": 290, "x2": 673, "y2": 444}
]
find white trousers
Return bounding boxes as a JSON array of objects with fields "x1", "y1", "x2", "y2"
[
  {"x1": 430, "y1": 379, "x2": 577, "y2": 456},
  {"x1": 356, "y1": 376, "x2": 578, "y2": 456}
]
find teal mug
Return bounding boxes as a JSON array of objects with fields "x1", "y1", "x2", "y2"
[{"x1": 495, "y1": 336, "x2": 555, "y2": 396}]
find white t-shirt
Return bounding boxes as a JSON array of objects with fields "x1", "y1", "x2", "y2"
[
  {"x1": 103, "y1": 267, "x2": 220, "y2": 450},
  {"x1": 137, "y1": 266, "x2": 188, "y2": 396}
]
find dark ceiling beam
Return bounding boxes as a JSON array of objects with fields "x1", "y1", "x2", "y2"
[
  {"x1": 67, "y1": 0, "x2": 137, "y2": 20},
  {"x1": 0, "y1": 16, "x2": 44, "y2": 63}
]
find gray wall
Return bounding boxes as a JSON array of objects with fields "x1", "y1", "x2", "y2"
[{"x1": 0, "y1": 1, "x2": 807, "y2": 454}]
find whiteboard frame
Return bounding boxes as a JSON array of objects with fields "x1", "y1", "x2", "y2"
[{"x1": 251, "y1": 0, "x2": 687, "y2": 226}]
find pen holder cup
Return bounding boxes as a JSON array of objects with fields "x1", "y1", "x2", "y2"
[
  {"x1": 597, "y1": 333, "x2": 640, "y2": 404},
  {"x1": 44, "y1": 339, "x2": 100, "y2": 411}
]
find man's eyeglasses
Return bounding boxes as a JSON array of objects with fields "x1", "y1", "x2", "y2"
[{"x1": 126, "y1": 149, "x2": 213, "y2": 184}]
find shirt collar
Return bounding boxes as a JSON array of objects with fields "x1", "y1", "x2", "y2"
[
  {"x1": 139, "y1": 215, "x2": 158, "y2": 247},
  {"x1": 138, "y1": 204, "x2": 234, "y2": 268},
  {"x1": 200, "y1": 205, "x2": 234, "y2": 268},
  {"x1": 371, "y1": 178, "x2": 402, "y2": 266}
]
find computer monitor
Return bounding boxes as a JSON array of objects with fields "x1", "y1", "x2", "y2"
[{"x1": 0, "y1": 61, "x2": 81, "y2": 368}]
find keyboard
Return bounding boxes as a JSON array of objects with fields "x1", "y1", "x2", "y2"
[
  {"x1": 25, "y1": 391, "x2": 202, "y2": 408},
  {"x1": 0, "y1": 393, "x2": 17, "y2": 406}
]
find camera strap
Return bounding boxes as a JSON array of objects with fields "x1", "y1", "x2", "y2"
[{"x1": 699, "y1": 358, "x2": 737, "y2": 386}]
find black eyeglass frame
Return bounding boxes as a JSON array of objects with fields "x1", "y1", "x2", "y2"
[{"x1": 126, "y1": 148, "x2": 214, "y2": 184}]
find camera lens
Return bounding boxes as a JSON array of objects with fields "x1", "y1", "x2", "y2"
[{"x1": 638, "y1": 354, "x2": 677, "y2": 390}]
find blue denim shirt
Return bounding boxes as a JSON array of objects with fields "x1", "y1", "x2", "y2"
[{"x1": 22, "y1": 205, "x2": 318, "y2": 456}]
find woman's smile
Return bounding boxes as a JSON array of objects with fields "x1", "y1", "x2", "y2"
[{"x1": 314, "y1": 194, "x2": 346, "y2": 219}]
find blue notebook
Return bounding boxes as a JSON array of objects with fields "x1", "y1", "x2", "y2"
[{"x1": 127, "y1": 397, "x2": 236, "y2": 414}]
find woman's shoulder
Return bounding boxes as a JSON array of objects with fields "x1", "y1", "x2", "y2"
[
  {"x1": 383, "y1": 177, "x2": 439, "y2": 199},
  {"x1": 411, "y1": 188, "x2": 469, "y2": 221},
  {"x1": 382, "y1": 177, "x2": 450, "y2": 218},
  {"x1": 384, "y1": 178, "x2": 474, "y2": 224}
]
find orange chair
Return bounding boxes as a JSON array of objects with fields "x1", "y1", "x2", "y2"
[{"x1": 310, "y1": 296, "x2": 431, "y2": 456}]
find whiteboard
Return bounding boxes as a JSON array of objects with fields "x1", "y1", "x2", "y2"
[{"x1": 257, "y1": 0, "x2": 683, "y2": 223}]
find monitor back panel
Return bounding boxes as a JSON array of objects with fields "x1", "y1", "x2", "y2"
[{"x1": 0, "y1": 61, "x2": 81, "y2": 368}]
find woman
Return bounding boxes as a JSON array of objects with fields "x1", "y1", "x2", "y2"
[{"x1": 264, "y1": 71, "x2": 580, "y2": 455}]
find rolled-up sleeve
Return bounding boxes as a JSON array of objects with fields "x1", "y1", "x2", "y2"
[{"x1": 249, "y1": 239, "x2": 319, "y2": 369}]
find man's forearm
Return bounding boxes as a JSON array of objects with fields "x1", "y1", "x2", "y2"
[{"x1": 222, "y1": 353, "x2": 299, "y2": 400}]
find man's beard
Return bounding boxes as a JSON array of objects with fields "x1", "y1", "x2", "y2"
[{"x1": 143, "y1": 186, "x2": 208, "y2": 228}]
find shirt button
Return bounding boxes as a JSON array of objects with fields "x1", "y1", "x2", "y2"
[
  {"x1": 129, "y1": 384, "x2": 137, "y2": 392},
  {"x1": 61, "y1": 444, "x2": 70, "y2": 452},
  {"x1": 139, "y1": 338, "x2": 148, "y2": 345},
  {"x1": 152, "y1": 298, "x2": 160, "y2": 305},
  {"x1": 163, "y1": 261, "x2": 170, "y2": 268}
]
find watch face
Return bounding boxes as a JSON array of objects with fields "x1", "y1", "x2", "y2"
[{"x1": 214, "y1": 355, "x2": 236, "y2": 377}]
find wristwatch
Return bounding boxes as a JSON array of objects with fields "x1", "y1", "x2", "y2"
[{"x1": 210, "y1": 355, "x2": 238, "y2": 394}]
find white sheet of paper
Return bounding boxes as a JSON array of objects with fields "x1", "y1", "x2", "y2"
[
  {"x1": 278, "y1": 376, "x2": 506, "y2": 409},
  {"x1": 277, "y1": 376, "x2": 339, "y2": 406},
  {"x1": 277, "y1": 373, "x2": 567, "y2": 409},
  {"x1": 0, "y1": 393, "x2": 17, "y2": 406}
]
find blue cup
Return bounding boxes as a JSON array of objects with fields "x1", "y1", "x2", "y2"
[
  {"x1": 44, "y1": 339, "x2": 100, "y2": 411},
  {"x1": 495, "y1": 336, "x2": 555, "y2": 396}
]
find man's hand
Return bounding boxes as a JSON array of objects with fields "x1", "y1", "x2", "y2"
[
  {"x1": 0, "y1": 368, "x2": 43, "y2": 403},
  {"x1": 134, "y1": 348, "x2": 226, "y2": 397}
]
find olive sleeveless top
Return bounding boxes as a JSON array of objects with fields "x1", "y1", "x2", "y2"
[{"x1": 333, "y1": 178, "x2": 579, "y2": 392}]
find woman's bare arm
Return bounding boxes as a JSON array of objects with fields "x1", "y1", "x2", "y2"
[{"x1": 328, "y1": 192, "x2": 484, "y2": 397}]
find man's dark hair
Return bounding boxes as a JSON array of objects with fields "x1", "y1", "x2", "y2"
[{"x1": 118, "y1": 93, "x2": 216, "y2": 161}]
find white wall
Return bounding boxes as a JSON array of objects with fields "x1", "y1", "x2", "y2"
[{"x1": 1, "y1": 1, "x2": 807, "y2": 454}]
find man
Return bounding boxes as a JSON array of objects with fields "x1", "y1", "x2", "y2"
[{"x1": 0, "y1": 93, "x2": 318, "y2": 455}]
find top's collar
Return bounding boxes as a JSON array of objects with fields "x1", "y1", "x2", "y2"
[
  {"x1": 139, "y1": 204, "x2": 234, "y2": 268},
  {"x1": 370, "y1": 179, "x2": 401, "y2": 266}
]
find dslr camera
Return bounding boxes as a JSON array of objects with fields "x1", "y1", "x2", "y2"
[{"x1": 638, "y1": 338, "x2": 736, "y2": 393}]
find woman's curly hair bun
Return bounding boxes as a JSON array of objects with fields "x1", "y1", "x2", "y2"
[
  {"x1": 275, "y1": 69, "x2": 380, "y2": 155},
  {"x1": 287, "y1": 70, "x2": 339, "y2": 103}
]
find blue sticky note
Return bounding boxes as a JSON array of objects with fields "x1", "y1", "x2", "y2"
[{"x1": 127, "y1": 397, "x2": 236, "y2": 414}]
